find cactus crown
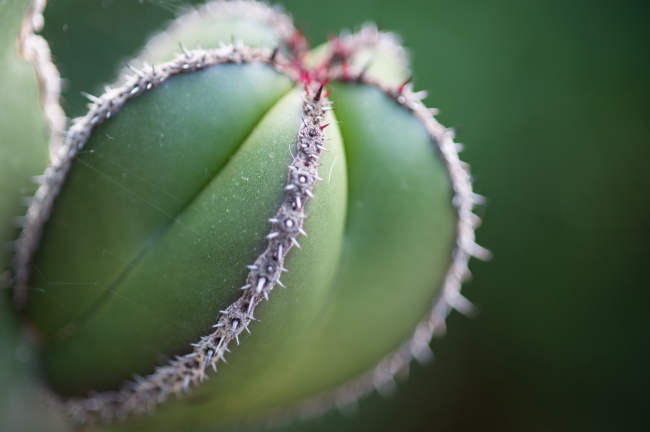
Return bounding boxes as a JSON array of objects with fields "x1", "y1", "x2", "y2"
[{"x1": 7, "y1": 0, "x2": 487, "y2": 428}]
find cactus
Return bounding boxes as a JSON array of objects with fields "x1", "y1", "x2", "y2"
[{"x1": 1, "y1": 1, "x2": 486, "y2": 431}]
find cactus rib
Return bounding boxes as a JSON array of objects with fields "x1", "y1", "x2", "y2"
[{"x1": 254, "y1": 74, "x2": 489, "y2": 425}]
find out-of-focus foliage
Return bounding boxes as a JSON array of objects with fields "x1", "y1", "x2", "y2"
[{"x1": 0, "y1": 2, "x2": 63, "y2": 427}]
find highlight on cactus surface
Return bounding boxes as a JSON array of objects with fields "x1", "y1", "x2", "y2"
[{"x1": 1, "y1": 0, "x2": 488, "y2": 430}]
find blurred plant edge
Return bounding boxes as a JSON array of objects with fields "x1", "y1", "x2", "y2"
[
  {"x1": 0, "y1": 0, "x2": 61, "y2": 265},
  {"x1": 0, "y1": 2, "x2": 68, "y2": 431},
  {"x1": 0, "y1": 294, "x2": 70, "y2": 432},
  {"x1": 13, "y1": 0, "x2": 64, "y2": 160},
  {"x1": 0, "y1": 0, "x2": 63, "y2": 271},
  {"x1": 129, "y1": 0, "x2": 302, "y2": 70}
]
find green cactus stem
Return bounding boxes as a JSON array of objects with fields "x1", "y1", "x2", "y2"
[{"x1": 5, "y1": 1, "x2": 488, "y2": 430}]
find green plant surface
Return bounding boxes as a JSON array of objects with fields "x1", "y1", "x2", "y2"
[
  {"x1": 18, "y1": 52, "x2": 458, "y2": 432},
  {"x1": 262, "y1": 82, "x2": 455, "y2": 399},
  {"x1": 27, "y1": 64, "x2": 295, "y2": 353},
  {"x1": 89, "y1": 82, "x2": 456, "y2": 432},
  {"x1": 6, "y1": 1, "x2": 648, "y2": 432}
]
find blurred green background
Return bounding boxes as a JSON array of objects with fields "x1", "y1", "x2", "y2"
[{"x1": 7, "y1": 0, "x2": 650, "y2": 431}]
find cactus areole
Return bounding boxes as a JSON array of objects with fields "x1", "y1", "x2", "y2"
[{"x1": 8, "y1": 1, "x2": 487, "y2": 429}]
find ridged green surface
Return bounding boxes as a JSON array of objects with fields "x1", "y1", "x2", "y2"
[
  {"x1": 26, "y1": 63, "x2": 295, "y2": 394},
  {"x1": 16, "y1": 1, "x2": 455, "y2": 429},
  {"x1": 109, "y1": 91, "x2": 348, "y2": 432},
  {"x1": 22, "y1": 37, "x2": 457, "y2": 432},
  {"x1": 96, "y1": 85, "x2": 455, "y2": 431},
  {"x1": 267, "y1": 82, "x2": 455, "y2": 398}
]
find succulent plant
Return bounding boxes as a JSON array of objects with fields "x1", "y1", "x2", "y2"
[{"x1": 0, "y1": 1, "x2": 487, "y2": 431}]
